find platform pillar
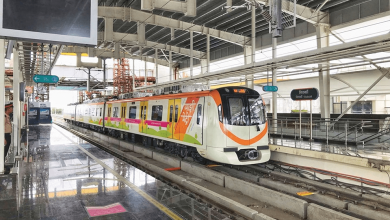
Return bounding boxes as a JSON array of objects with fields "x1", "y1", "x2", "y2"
[
  {"x1": 13, "y1": 46, "x2": 21, "y2": 157},
  {"x1": 272, "y1": 38, "x2": 278, "y2": 134},
  {"x1": 0, "y1": 39, "x2": 5, "y2": 174},
  {"x1": 317, "y1": 25, "x2": 330, "y2": 119}
]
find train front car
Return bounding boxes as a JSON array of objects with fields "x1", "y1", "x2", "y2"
[{"x1": 206, "y1": 87, "x2": 270, "y2": 165}]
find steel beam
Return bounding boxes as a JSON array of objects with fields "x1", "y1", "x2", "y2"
[
  {"x1": 98, "y1": 32, "x2": 205, "y2": 59},
  {"x1": 141, "y1": 0, "x2": 197, "y2": 17},
  {"x1": 135, "y1": 33, "x2": 390, "y2": 90},
  {"x1": 98, "y1": 7, "x2": 250, "y2": 46},
  {"x1": 63, "y1": 47, "x2": 170, "y2": 67},
  {"x1": 256, "y1": 0, "x2": 329, "y2": 25}
]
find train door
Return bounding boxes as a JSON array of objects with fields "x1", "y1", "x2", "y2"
[
  {"x1": 139, "y1": 101, "x2": 148, "y2": 133},
  {"x1": 167, "y1": 99, "x2": 181, "y2": 140},
  {"x1": 121, "y1": 103, "x2": 127, "y2": 129},
  {"x1": 193, "y1": 97, "x2": 205, "y2": 145}
]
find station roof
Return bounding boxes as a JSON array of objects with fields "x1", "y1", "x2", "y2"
[{"x1": 7, "y1": 0, "x2": 389, "y2": 92}]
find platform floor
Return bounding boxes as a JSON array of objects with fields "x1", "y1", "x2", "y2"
[{"x1": 0, "y1": 125, "x2": 188, "y2": 220}]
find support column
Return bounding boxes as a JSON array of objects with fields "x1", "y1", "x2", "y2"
[
  {"x1": 272, "y1": 38, "x2": 278, "y2": 133},
  {"x1": 144, "y1": 51, "x2": 147, "y2": 85},
  {"x1": 155, "y1": 49, "x2": 158, "y2": 84},
  {"x1": 103, "y1": 58, "x2": 106, "y2": 95},
  {"x1": 245, "y1": 4, "x2": 256, "y2": 89},
  {"x1": 169, "y1": 51, "x2": 173, "y2": 81},
  {"x1": 206, "y1": 34, "x2": 210, "y2": 74},
  {"x1": 13, "y1": 47, "x2": 20, "y2": 157},
  {"x1": 190, "y1": 31, "x2": 193, "y2": 77},
  {"x1": 316, "y1": 25, "x2": 330, "y2": 119},
  {"x1": 0, "y1": 39, "x2": 5, "y2": 174},
  {"x1": 137, "y1": 22, "x2": 146, "y2": 46},
  {"x1": 226, "y1": 0, "x2": 233, "y2": 12}
]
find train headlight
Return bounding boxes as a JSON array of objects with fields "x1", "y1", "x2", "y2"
[{"x1": 245, "y1": 150, "x2": 258, "y2": 160}]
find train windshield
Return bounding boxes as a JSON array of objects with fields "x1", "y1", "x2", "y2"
[
  {"x1": 228, "y1": 97, "x2": 266, "y2": 126},
  {"x1": 248, "y1": 98, "x2": 266, "y2": 125}
]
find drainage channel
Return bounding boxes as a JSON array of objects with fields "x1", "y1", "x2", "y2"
[{"x1": 54, "y1": 122, "x2": 246, "y2": 220}]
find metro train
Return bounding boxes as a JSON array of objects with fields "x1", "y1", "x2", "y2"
[{"x1": 63, "y1": 87, "x2": 270, "y2": 165}]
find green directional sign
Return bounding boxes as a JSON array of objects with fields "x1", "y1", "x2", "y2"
[
  {"x1": 33, "y1": 75, "x2": 59, "y2": 84},
  {"x1": 263, "y1": 86, "x2": 278, "y2": 92}
]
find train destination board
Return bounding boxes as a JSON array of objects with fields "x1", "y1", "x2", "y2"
[{"x1": 290, "y1": 88, "x2": 319, "y2": 101}]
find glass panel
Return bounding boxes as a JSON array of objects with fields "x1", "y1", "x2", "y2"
[
  {"x1": 113, "y1": 107, "x2": 119, "y2": 118},
  {"x1": 169, "y1": 105, "x2": 173, "y2": 122},
  {"x1": 197, "y1": 104, "x2": 202, "y2": 125},
  {"x1": 175, "y1": 105, "x2": 179, "y2": 123},
  {"x1": 229, "y1": 98, "x2": 247, "y2": 126},
  {"x1": 152, "y1": 105, "x2": 163, "y2": 121},
  {"x1": 218, "y1": 105, "x2": 223, "y2": 122},
  {"x1": 248, "y1": 98, "x2": 266, "y2": 125},
  {"x1": 129, "y1": 106, "x2": 137, "y2": 119}
]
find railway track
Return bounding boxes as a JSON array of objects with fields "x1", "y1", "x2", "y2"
[{"x1": 54, "y1": 119, "x2": 390, "y2": 220}]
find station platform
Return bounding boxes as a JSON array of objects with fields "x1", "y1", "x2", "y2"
[{"x1": 0, "y1": 124, "x2": 185, "y2": 220}]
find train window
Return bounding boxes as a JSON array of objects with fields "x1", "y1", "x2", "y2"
[
  {"x1": 197, "y1": 104, "x2": 202, "y2": 125},
  {"x1": 129, "y1": 106, "x2": 137, "y2": 119},
  {"x1": 169, "y1": 105, "x2": 173, "y2": 122},
  {"x1": 113, "y1": 107, "x2": 119, "y2": 118},
  {"x1": 174, "y1": 105, "x2": 179, "y2": 123},
  {"x1": 151, "y1": 105, "x2": 163, "y2": 121},
  {"x1": 92, "y1": 108, "x2": 95, "y2": 116},
  {"x1": 96, "y1": 108, "x2": 99, "y2": 117},
  {"x1": 248, "y1": 98, "x2": 266, "y2": 125},
  {"x1": 140, "y1": 106, "x2": 144, "y2": 119},
  {"x1": 218, "y1": 105, "x2": 223, "y2": 122},
  {"x1": 229, "y1": 98, "x2": 247, "y2": 126},
  {"x1": 100, "y1": 108, "x2": 102, "y2": 117},
  {"x1": 108, "y1": 107, "x2": 112, "y2": 117}
]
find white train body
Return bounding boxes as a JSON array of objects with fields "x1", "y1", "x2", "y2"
[{"x1": 64, "y1": 87, "x2": 270, "y2": 165}]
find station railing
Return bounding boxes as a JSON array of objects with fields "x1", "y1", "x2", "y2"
[{"x1": 266, "y1": 117, "x2": 390, "y2": 157}]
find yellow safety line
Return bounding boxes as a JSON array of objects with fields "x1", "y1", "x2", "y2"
[{"x1": 54, "y1": 126, "x2": 183, "y2": 220}]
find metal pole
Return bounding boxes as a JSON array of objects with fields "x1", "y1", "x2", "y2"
[
  {"x1": 87, "y1": 68, "x2": 91, "y2": 92},
  {"x1": 190, "y1": 31, "x2": 193, "y2": 77},
  {"x1": 0, "y1": 39, "x2": 5, "y2": 174},
  {"x1": 310, "y1": 100, "x2": 313, "y2": 141},
  {"x1": 155, "y1": 49, "x2": 158, "y2": 84},
  {"x1": 272, "y1": 38, "x2": 278, "y2": 134},
  {"x1": 299, "y1": 101, "x2": 302, "y2": 140},
  {"x1": 103, "y1": 58, "x2": 106, "y2": 95},
  {"x1": 345, "y1": 122, "x2": 348, "y2": 149}
]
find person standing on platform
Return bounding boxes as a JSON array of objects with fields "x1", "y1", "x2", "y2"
[{"x1": 4, "y1": 103, "x2": 13, "y2": 174}]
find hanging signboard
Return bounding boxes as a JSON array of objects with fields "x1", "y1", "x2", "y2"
[
  {"x1": 262, "y1": 86, "x2": 278, "y2": 92},
  {"x1": 33, "y1": 75, "x2": 59, "y2": 84},
  {"x1": 290, "y1": 88, "x2": 319, "y2": 101}
]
